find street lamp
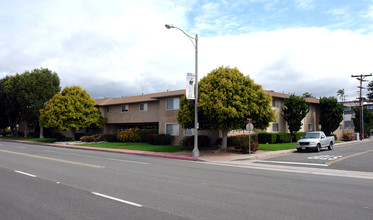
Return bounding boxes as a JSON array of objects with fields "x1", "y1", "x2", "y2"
[{"x1": 165, "y1": 24, "x2": 199, "y2": 157}]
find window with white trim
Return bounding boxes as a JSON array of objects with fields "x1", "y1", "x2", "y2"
[
  {"x1": 122, "y1": 104, "x2": 129, "y2": 112},
  {"x1": 272, "y1": 123, "x2": 279, "y2": 132},
  {"x1": 166, "y1": 97, "x2": 180, "y2": 110},
  {"x1": 166, "y1": 124, "x2": 179, "y2": 136},
  {"x1": 139, "y1": 103, "x2": 148, "y2": 111}
]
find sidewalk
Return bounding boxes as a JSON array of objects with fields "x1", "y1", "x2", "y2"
[{"x1": 0, "y1": 138, "x2": 367, "y2": 162}]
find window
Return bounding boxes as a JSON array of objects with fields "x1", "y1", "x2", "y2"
[
  {"x1": 272, "y1": 123, "x2": 279, "y2": 132},
  {"x1": 367, "y1": 105, "x2": 373, "y2": 110},
  {"x1": 139, "y1": 103, "x2": 148, "y2": 111},
  {"x1": 166, "y1": 124, "x2": 179, "y2": 136},
  {"x1": 167, "y1": 97, "x2": 180, "y2": 110},
  {"x1": 272, "y1": 99, "x2": 279, "y2": 107},
  {"x1": 105, "y1": 106, "x2": 109, "y2": 113},
  {"x1": 184, "y1": 128, "x2": 194, "y2": 136},
  {"x1": 309, "y1": 105, "x2": 313, "y2": 112},
  {"x1": 344, "y1": 121, "x2": 352, "y2": 128},
  {"x1": 121, "y1": 104, "x2": 129, "y2": 112},
  {"x1": 308, "y1": 123, "x2": 313, "y2": 131},
  {"x1": 344, "y1": 106, "x2": 352, "y2": 111}
]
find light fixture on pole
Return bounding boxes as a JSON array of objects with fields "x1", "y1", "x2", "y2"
[{"x1": 165, "y1": 24, "x2": 199, "y2": 157}]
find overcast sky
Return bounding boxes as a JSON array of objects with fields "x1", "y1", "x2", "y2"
[{"x1": 1, "y1": 0, "x2": 373, "y2": 101}]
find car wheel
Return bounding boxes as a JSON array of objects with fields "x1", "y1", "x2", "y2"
[
  {"x1": 316, "y1": 144, "x2": 321, "y2": 152},
  {"x1": 328, "y1": 142, "x2": 333, "y2": 150}
]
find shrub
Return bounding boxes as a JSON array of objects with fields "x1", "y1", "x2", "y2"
[
  {"x1": 154, "y1": 134, "x2": 173, "y2": 145},
  {"x1": 180, "y1": 135, "x2": 210, "y2": 149},
  {"x1": 117, "y1": 128, "x2": 141, "y2": 142},
  {"x1": 342, "y1": 132, "x2": 355, "y2": 141},
  {"x1": 277, "y1": 133, "x2": 292, "y2": 143},
  {"x1": 101, "y1": 134, "x2": 117, "y2": 142},
  {"x1": 138, "y1": 129, "x2": 158, "y2": 142},
  {"x1": 258, "y1": 132, "x2": 277, "y2": 144},
  {"x1": 230, "y1": 134, "x2": 258, "y2": 153},
  {"x1": 80, "y1": 135, "x2": 96, "y2": 142},
  {"x1": 80, "y1": 134, "x2": 101, "y2": 142},
  {"x1": 148, "y1": 134, "x2": 155, "y2": 144}
]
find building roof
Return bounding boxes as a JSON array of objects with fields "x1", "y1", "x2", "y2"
[
  {"x1": 95, "y1": 89, "x2": 185, "y2": 106},
  {"x1": 265, "y1": 90, "x2": 320, "y2": 104},
  {"x1": 96, "y1": 89, "x2": 320, "y2": 106}
]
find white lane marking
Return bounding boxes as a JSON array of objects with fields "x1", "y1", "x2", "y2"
[
  {"x1": 17, "y1": 146, "x2": 26, "y2": 149},
  {"x1": 44, "y1": 150, "x2": 149, "y2": 165},
  {"x1": 254, "y1": 160, "x2": 329, "y2": 167},
  {"x1": 14, "y1": 170, "x2": 37, "y2": 177},
  {"x1": 92, "y1": 192, "x2": 143, "y2": 207},
  {"x1": 307, "y1": 155, "x2": 342, "y2": 161}
]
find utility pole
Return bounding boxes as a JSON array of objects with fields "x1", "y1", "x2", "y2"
[{"x1": 351, "y1": 73, "x2": 372, "y2": 140}]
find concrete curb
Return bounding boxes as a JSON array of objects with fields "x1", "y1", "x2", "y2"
[{"x1": 0, "y1": 138, "x2": 198, "y2": 161}]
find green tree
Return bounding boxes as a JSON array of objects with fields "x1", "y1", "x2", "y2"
[
  {"x1": 302, "y1": 92, "x2": 313, "y2": 98},
  {"x1": 0, "y1": 77, "x2": 9, "y2": 130},
  {"x1": 2, "y1": 74, "x2": 23, "y2": 136},
  {"x1": 40, "y1": 86, "x2": 105, "y2": 140},
  {"x1": 319, "y1": 97, "x2": 344, "y2": 136},
  {"x1": 353, "y1": 106, "x2": 373, "y2": 137},
  {"x1": 178, "y1": 66, "x2": 275, "y2": 150},
  {"x1": 17, "y1": 68, "x2": 61, "y2": 137},
  {"x1": 367, "y1": 81, "x2": 373, "y2": 101},
  {"x1": 282, "y1": 94, "x2": 309, "y2": 141}
]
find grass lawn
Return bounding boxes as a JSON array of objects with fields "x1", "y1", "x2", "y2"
[
  {"x1": 79, "y1": 142, "x2": 189, "y2": 152},
  {"x1": 258, "y1": 142, "x2": 297, "y2": 151}
]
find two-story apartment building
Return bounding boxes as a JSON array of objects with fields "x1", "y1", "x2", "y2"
[
  {"x1": 95, "y1": 89, "x2": 321, "y2": 145},
  {"x1": 265, "y1": 91, "x2": 320, "y2": 133},
  {"x1": 95, "y1": 90, "x2": 188, "y2": 144}
]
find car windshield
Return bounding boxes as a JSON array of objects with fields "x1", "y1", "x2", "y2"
[{"x1": 303, "y1": 133, "x2": 320, "y2": 139}]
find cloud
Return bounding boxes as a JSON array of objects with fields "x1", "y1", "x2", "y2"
[
  {"x1": 1, "y1": 0, "x2": 372, "y2": 103},
  {"x1": 294, "y1": 0, "x2": 315, "y2": 10}
]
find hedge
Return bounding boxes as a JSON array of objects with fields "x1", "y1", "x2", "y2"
[
  {"x1": 276, "y1": 133, "x2": 292, "y2": 143},
  {"x1": 180, "y1": 135, "x2": 210, "y2": 149},
  {"x1": 138, "y1": 129, "x2": 158, "y2": 142},
  {"x1": 154, "y1": 134, "x2": 173, "y2": 145},
  {"x1": 258, "y1": 133, "x2": 277, "y2": 144}
]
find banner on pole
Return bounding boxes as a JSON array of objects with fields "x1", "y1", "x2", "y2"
[{"x1": 186, "y1": 73, "x2": 195, "y2": 99}]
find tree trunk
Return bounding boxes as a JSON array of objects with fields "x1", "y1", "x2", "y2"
[
  {"x1": 71, "y1": 129, "x2": 76, "y2": 141},
  {"x1": 8, "y1": 118, "x2": 14, "y2": 136},
  {"x1": 24, "y1": 120, "x2": 28, "y2": 138},
  {"x1": 39, "y1": 126, "x2": 44, "y2": 138},
  {"x1": 221, "y1": 130, "x2": 228, "y2": 151}
]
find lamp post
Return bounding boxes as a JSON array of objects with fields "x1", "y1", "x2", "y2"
[{"x1": 165, "y1": 24, "x2": 199, "y2": 157}]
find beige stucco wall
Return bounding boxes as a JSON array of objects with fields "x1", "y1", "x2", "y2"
[{"x1": 101, "y1": 101, "x2": 159, "y2": 124}]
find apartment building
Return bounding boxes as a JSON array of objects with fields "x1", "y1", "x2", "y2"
[
  {"x1": 95, "y1": 89, "x2": 321, "y2": 144},
  {"x1": 263, "y1": 91, "x2": 320, "y2": 133}
]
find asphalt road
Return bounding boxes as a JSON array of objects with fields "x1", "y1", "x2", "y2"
[
  {"x1": 253, "y1": 139, "x2": 373, "y2": 172},
  {"x1": 0, "y1": 140, "x2": 372, "y2": 219}
]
